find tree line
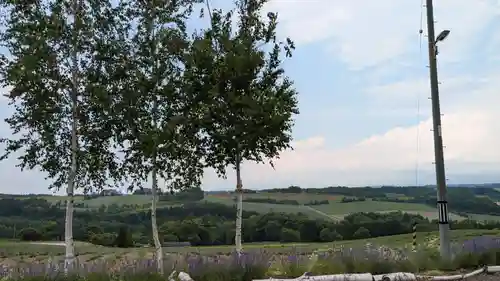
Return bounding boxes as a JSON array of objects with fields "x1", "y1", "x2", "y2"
[
  {"x1": 262, "y1": 185, "x2": 500, "y2": 216},
  {"x1": 2, "y1": 198, "x2": 500, "y2": 248},
  {"x1": 241, "y1": 197, "x2": 329, "y2": 206}
]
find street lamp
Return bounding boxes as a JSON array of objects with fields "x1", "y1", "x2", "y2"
[
  {"x1": 425, "y1": 0, "x2": 451, "y2": 260},
  {"x1": 436, "y1": 30, "x2": 450, "y2": 42},
  {"x1": 434, "y1": 30, "x2": 450, "y2": 55}
]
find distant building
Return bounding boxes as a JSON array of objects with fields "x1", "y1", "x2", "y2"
[
  {"x1": 133, "y1": 188, "x2": 162, "y2": 195},
  {"x1": 100, "y1": 189, "x2": 121, "y2": 196}
]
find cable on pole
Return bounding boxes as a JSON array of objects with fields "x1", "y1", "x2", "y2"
[{"x1": 415, "y1": 0, "x2": 425, "y2": 186}]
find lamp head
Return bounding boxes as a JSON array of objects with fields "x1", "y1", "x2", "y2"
[{"x1": 436, "y1": 30, "x2": 450, "y2": 42}]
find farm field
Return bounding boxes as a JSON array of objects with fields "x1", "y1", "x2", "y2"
[
  {"x1": 205, "y1": 195, "x2": 328, "y2": 219},
  {"x1": 0, "y1": 229, "x2": 497, "y2": 265},
  {"x1": 205, "y1": 192, "x2": 343, "y2": 203},
  {"x1": 467, "y1": 213, "x2": 500, "y2": 222},
  {"x1": 204, "y1": 192, "x2": 469, "y2": 221},
  {"x1": 311, "y1": 201, "x2": 466, "y2": 221},
  {"x1": 29, "y1": 194, "x2": 163, "y2": 208},
  {"x1": 22, "y1": 192, "x2": 500, "y2": 222}
]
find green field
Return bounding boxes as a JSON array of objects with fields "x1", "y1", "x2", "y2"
[
  {"x1": 467, "y1": 213, "x2": 500, "y2": 222},
  {"x1": 32, "y1": 194, "x2": 159, "y2": 208},
  {"x1": 311, "y1": 200, "x2": 466, "y2": 221},
  {"x1": 27, "y1": 192, "x2": 500, "y2": 222},
  {"x1": 0, "y1": 229, "x2": 496, "y2": 265},
  {"x1": 204, "y1": 193, "x2": 469, "y2": 221}
]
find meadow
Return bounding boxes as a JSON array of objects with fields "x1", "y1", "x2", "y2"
[
  {"x1": 203, "y1": 192, "x2": 469, "y2": 221},
  {"x1": 3, "y1": 229, "x2": 500, "y2": 281},
  {"x1": 29, "y1": 191, "x2": 500, "y2": 222},
  {"x1": 1, "y1": 229, "x2": 499, "y2": 265}
]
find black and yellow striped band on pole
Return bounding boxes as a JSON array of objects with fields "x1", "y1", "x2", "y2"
[{"x1": 412, "y1": 222, "x2": 417, "y2": 252}]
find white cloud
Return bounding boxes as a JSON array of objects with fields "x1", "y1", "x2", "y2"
[
  {"x1": 264, "y1": 0, "x2": 500, "y2": 69},
  {"x1": 2, "y1": 0, "x2": 500, "y2": 193},
  {"x1": 202, "y1": 71, "x2": 500, "y2": 189},
  {"x1": 2, "y1": 73, "x2": 500, "y2": 192}
]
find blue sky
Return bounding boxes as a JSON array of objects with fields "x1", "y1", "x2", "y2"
[{"x1": 1, "y1": 0, "x2": 500, "y2": 194}]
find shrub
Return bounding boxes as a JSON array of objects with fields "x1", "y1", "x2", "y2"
[
  {"x1": 319, "y1": 228, "x2": 342, "y2": 242},
  {"x1": 280, "y1": 228, "x2": 301, "y2": 242},
  {"x1": 353, "y1": 227, "x2": 371, "y2": 239},
  {"x1": 114, "y1": 226, "x2": 133, "y2": 248},
  {"x1": 19, "y1": 227, "x2": 42, "y2": 241}
]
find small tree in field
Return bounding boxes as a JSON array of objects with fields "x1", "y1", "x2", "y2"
[
  {"x1": 0, "y1": 0, "x2": 130, "y2": 271},
  {"x1": 107, "y1": 0, "x2": 206, "y2": 274},
  {"x1": 186, "y1": 0, "x2": 298, "y2": 254}
]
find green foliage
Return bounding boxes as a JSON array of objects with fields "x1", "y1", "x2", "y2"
[
  {"x1": 304, "y1": 200, "x2": 329, "y2": 206},
  {"x1": 0, "y1": 0, "x2": 130, "y2": 192},
  {"x1": 319, "y1": 228, "x2": 343, "y2": 242},
  {"x1": 113, "y1": 226, "x2": 133, "y2": 248},
  {"x1": 242, "y1": 198, "x2": 300, "y2": 205},
  {"x1": 7, "y1": 197, "x2": 500, "y2": 246},
  {"x1": 353, "y1": 227, "x2": 371, "y2": 239},
  {"x1": 160, "y1": 187, "x2": 204, "y2": 202},
  {"x1": 341, "y1": 197, "x2": 366, "y2": 203},
  {"x1": 280, "y1": 228, "x2": 300, "y2": 242},
  {"x1": 106, "y1": 0, "x2": 206, "y2": 193},
  {"x1": 186, "y1": 0, "x2": 299, "y2": 177},
  {"x1": 259, "y1": 185, "x2": 500, "y2": 217},
  {"x1": 19, "y1": 227, "x2": 43, "y2": 241},
  {"x1": 4, "y1": 247, "x2": 500, "y2": 279}
]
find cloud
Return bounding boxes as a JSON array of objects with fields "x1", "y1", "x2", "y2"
[
  {"x1": 264, "y1": 0, "x2": 500, "y2": 70},
  {"x1": 202, "y1": 70, "x2": 500, "y2": 189},
  {"x1": 1, "y1": 0, "x2": 500, "y2": 193}
]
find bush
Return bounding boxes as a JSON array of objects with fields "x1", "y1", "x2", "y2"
[
  {"x1": 353, "y1": 227, "x2": 371, "y2": 239},
  {"x1": 114, "y1": 226, "x2": 133, "y2": 248},
  {"x1": 280, "y1": 228, "x2": 301, "y2": 242},
  {"x1": 5, "y1": 246, "x2": 500, "y2": 280},
  {"x1": 89, "y1": 233, "x2": 115, "y2": 247},
  {"x1": 304, "y1": 200, "x2": 329, "y2": 206},
  {"x1": 19, "y1": 227, "x2": 42, "y2": 241},
  {"x1": 319, "y1": 228, "x2": 342, "y2": 242},
  {"x1": 242, "y1": 198, "x2": 300, "y2": 205},
  {"x1": 341, "y1": 197, "x2": 366, "y2": 203}
]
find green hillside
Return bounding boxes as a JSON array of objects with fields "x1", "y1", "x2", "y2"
[
  {"x1": 203, "y1": 192, "x2": 467, "y2": 221},
  {"x1": 15, "y1": 184, "x2": 500, "y2": 222}
]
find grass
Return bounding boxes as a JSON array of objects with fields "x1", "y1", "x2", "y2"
[
  {"x1": 205, "y1": 193, "x2": 471, "y2": 221},
  {"x1": 81, "y1": 195, "x2": 152, "y2": 207},
  {"x1": 311, "y1": 200, "x2": 467, "y2": 221},
  {"x1": 3, "y1": 230, "x2": 500, "y2": 281},
  {"x1": 28, "y1": 193, "x2": 500, "y2": 222},
  {"x1": 467, "y1": 214, "x2": 500, "y2": 222},
  {"x1": 205, "y1": 196, "x2": 329, "y2": 219},
  {"x1": 31, "y1": 195, "x2": 167, "y2": 209},
  {"x1": 1, "y1": 229, "x2": 498, "y2": 264}
]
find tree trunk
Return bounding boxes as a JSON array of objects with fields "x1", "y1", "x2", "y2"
[
  {"x1": 65, "y1": 0, "x2": 80, "y2": 273},
  {"x1": 151, "y1": 163, "x2": 164, "y2": 274},
  {"x1": 235, "y1": 150, "x2": 243, "y2": 255}
]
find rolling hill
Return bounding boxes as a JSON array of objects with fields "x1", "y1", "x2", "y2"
[{"x1": 10, "y1": 184, "x2": 500, "y2": 222}]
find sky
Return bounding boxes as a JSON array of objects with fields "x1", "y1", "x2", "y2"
[{"x1": 1, "y1": 0, "x2": 500, "y2": 194}]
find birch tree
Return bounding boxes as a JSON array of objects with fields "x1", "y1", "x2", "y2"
[
  {"x1": 0, "y1": 0, "x2": 130, "y2": 271},
  {"x1": 186, "y1": 0, "x2": 298, "y2": 255},
  {"x1": 109, "y1": 0, "x2": 205, "y2": 274}
]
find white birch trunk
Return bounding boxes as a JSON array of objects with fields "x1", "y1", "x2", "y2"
[
  {"x1": 151, "y1": 165, "x2": 164, "y2": 274},
  {"x1": 235, "y1": 151, "x2": 243, "y2": 255},
  {"x1": 65, "y1": 0, "x2": 80, "y2": 273}
]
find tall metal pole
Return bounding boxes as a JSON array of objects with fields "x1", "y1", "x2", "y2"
[{"x1": 425, "y1": 0, "x2": 451, "y2": 259}]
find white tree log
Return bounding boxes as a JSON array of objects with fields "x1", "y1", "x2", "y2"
[
  {"x1": 253, "y1": 266, "x2": 500, "y2": 281},
  {"x1": 253, "y1": 272, "x2": 374, "y2": 281}
]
